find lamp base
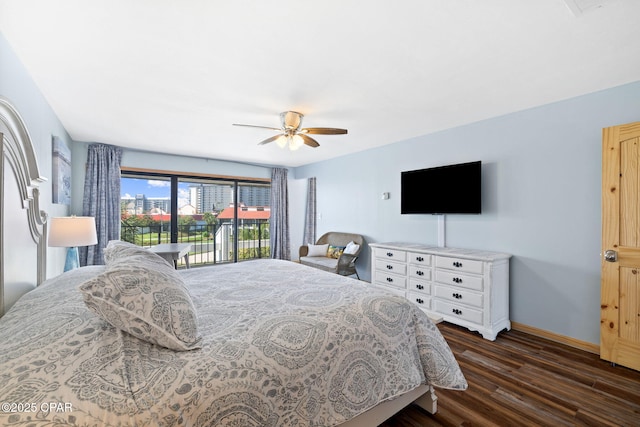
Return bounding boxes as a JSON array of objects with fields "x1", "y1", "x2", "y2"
[{"x1": 64, "y1": 247, "x2": 80, "y2": 272}]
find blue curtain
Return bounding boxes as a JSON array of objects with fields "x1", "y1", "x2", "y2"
[
  {"x1": 270, "y1": 168, "x2": 290, "y2": 260},
  {"x1": 302, "y1": 177, "x2": 316, "y2": 245},
  {"x1": 80, "y1": 143, "x2": 123, "y2": 266}
]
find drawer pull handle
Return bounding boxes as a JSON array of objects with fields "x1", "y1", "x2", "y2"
[
  {"x1": 453, "y1": 277, "x2": 463, "y2": 283},
  {"x1": 453, "y1": 261, "x2": 463, "y2": 268},
  {"x1": 452, "y1": 292, "x2": 462, "y2": 299},
  {"x1": 416, "y1": 270, "x2": 424, "y2": 276},
  {"x1": 416, "y1": 256, "x2": 424, "y2": 262},
  {"x1": 452, "y1": 308, "x2": 463, "y2": 315},
  {"x1": 386, "y1": 264, "x2": 393, "y2": 270},
  {"x1": 416, "y1": 298, "x2": 424, "y2": 304},
  {"x1": 386, "y1": 252, "x2": 394, "y2": 257},
  {"x1": 386, "y1": 277, "x2": 394, "y2": 283},
  {"x1": 416, "y1": 284, "x2": 424, "y2": 290}
]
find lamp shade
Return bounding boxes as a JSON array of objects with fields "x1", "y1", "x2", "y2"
[
  {"x1": 48, "y1": 216, "x2": 98, "y2": 247},
  {"x1": 289, "y1": 134, "x2": 304, "y2": 150}
]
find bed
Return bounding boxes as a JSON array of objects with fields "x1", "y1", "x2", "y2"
[{"x1": 0, "y1": 97, "x2": 467, "y2": 426}]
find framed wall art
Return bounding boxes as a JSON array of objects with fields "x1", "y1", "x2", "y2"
[{"x1": 52, "y1": 136, "x2": 71, "y2": 205}]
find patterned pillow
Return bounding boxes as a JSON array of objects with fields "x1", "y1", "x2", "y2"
[
  {"x1": 327, "y1": 245, "x2": 346, "y2": 259},
  {"x1": 103, "y1": 239, "x2": 172, "y2": 268},
  {"x1": 80, "y1": 245, "x2": 201, "y2": 351}
]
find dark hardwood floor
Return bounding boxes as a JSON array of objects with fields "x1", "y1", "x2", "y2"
[{"x1": 380, "y1": 322, "x2": 640, "y2": 426}]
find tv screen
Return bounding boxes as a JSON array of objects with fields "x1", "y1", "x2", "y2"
[{"x1": 401, "y1": 161, "x2": 481, "y2": 214}]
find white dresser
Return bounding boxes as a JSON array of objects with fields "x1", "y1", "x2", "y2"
[{"x1": 370, "y1": 242, "x2": 511, "y2": 340}]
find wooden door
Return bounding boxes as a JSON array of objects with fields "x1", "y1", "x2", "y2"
[{"x1": 601, "y1": 121, "x2": 640, "y2": 371}]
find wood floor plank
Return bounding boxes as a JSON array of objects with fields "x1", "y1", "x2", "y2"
[
  {"x1": 455, "y1": 353, "x2": 578, "y2": 420},
  {"x1": 380, "y1": 322, "x2": 640, "y2": 427},
  {"x1": 518, "y1": 364, "x2": 640, "y2": 424},
  {"x1": 489, "y1": 388, "x2": 575, "y2": 426},
  {"x1": 592, "y1": 377, "x2": 640, "y2": 406}
]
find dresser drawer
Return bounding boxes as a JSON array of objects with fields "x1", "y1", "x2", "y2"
[
  {"x1": 408, "y1": 252, "x2": 431, "y2": 266},
  {"x1": 433, "y1": 299, "x2": 482, "y2": 325},
  {"x1": 434, "y1": 285, "x2": 483, "y2": 308},
  {"x1": 407, "y1": 292, "x2": 431, "y2": 310},
  {"x1": 374, "y1": 247, "x2": 407, "y2": 262},
  {"x1": 375, "y1": 259, "x2": 407, "y2": 275},
  {"x1": 374, "y1": 271, "x2": 406, "y2": 290},
  {"x1": 435, "y1": 270, "x2": 483, "y2": 291},
  {"x1": 409, "y1": 265, "x2": 430, "y2": 280},
  {"x1": 409, "y1": 279, "x2": 431, "y2": 295},
  {"x1": 436, "y1": 256, "x2": 483, "y2": 274}
]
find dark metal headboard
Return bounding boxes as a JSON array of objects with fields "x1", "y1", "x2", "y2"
[{"x1": 0, "y1": 96, "x2": 48, "y2": 316}]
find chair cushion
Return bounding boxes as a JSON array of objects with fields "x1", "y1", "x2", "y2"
[{"x1": 300, "y1": 256, "x2": 338, "y2": 271}]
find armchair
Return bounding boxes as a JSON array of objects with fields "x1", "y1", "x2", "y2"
[{"x1": 299, "y1": 232, "x2": 365, "y2": 279}]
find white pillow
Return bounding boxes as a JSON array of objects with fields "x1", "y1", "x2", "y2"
[
  {"x1": 307, "y1": 243, "x2": 329, "y2": 257},
  {"x1": 344, "y1": 241, "x2": 360, "y2": 255}
]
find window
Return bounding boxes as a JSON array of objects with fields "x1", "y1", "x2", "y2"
[{"x1": 120, "y1": 170, "x2": 270, "y2": 267}]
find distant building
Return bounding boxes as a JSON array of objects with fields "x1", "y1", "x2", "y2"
[
  {"x1": 148, "y1": 207, "x2": 166, "y2": 215},
  {"x1": 120, "y1": 194, "x2": 170, "y2": 215},
  {"x1": 121, "y1": 197, "x2": 136, "y2": 215},
  {"x1": 178, "y1": 204, "x2": 197, "y2": 215},
  {"x1": 122, "y1": 183, "x2": 269, "y2": 215},
  {"x1": 147, "y1": 197, "x2": 171, "y2": 213},
  {"x1": 189, "y1": 184, "x2": 233, "y2": 213},
  {"x1": 188, "y1": 184, "x2": 270, "y2": 214},
  {"x1": 217, "y1": 204, "x2": 270, "y2": 222},
  {"x1": 238, "y1": 185, "x2": 270, "y2": 207}
]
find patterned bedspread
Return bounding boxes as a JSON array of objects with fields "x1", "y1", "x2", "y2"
[{"x1": 0, "y1": 259, "x2": 466, "y2": 426}]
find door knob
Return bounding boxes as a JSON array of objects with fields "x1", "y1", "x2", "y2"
[{"x1": 604, "y1": 250, "x2": 618, "y2": 262}]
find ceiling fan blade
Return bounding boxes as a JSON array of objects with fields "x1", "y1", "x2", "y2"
[
  {"x1": 233, "y1": 123, "x2": 282, "y2": 131},
  {"x1": 301, "y1": 127, "x2": 348, "y2": 135},
  {"x1": 258, "y1": 134, "x2": 283, "y2": 145},
  {"x1": 299, "y1": 134, "x2": 320, "y2": 148}
]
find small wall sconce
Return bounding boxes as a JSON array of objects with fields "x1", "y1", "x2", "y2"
[{"x1": 381, "y1": 192, "x2": 390, "y2": 200}]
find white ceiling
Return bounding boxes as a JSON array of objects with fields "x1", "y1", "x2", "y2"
[{"x1": 1, "y1": 0, "x2": 639, "y2": 167}]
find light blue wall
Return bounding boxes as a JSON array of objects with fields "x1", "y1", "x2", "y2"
[
  {"x1": 293, "y1": 80, "x2": 640, "y2": 345},
  {"x1": 1, "y1": 32, "x2": 73, "y2": 276}
]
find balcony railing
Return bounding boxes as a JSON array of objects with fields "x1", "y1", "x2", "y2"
[{"x1": 120, "y1": 220, "x2": 270, "y2": 267}]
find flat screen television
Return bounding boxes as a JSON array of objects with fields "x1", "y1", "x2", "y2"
[{"x1": 401, "y1": 161, "x2": 481, "y2": 214}]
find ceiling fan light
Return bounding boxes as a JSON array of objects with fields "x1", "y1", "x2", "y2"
[
  {"x1": 289, "y1": 134, "x2": 304, "y2": 151},
  {"x1": 275, "y1": 135, "x2": 288, "y2": 148},
  {"x1": 236, "y1": 111, "x2": 345, "y2": 150},
  {"x1": 282, "y1": 111, "x2": 303, "y2": 130}
]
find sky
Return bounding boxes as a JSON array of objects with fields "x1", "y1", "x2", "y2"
[
  {"x1": 122, "y1": 178, "x2": 191, "y2": 208},
  {"x1": 122, "y1": 178, "x2": 172, "y2": 199}
]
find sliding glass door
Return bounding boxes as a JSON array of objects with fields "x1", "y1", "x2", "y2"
[
  {"x1": 120, "y1": 176, "x2": 172, "y2": 246},
  {"x1": 236, "y1": 182, "x2": 271, "y2": 260},
  {"x1": 120, "y1": 171, "x2": 270, "y2": 267},
  {"x1": 177, "y1": 178, "x2": 234, "y2": 264}
]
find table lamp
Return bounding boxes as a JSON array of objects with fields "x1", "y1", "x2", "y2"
[{"x1": 48, "y1": 216, "x2": 98, "y2": 271}]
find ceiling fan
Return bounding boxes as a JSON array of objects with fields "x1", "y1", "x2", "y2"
[{"x1": 233, "y1": 111, "x2": 347, "y2": 150}]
